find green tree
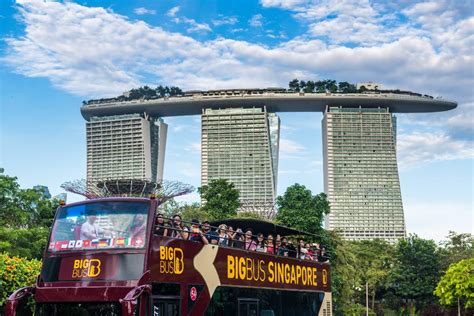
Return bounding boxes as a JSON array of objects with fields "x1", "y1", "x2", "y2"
[
  {"x1": 234, "y1": 210, "x2": 265, "y2": 220},
  {"x1": 434, "y1": 258, "x2": 474, "y2": 310},
  {"x1": 275, "y1": 184, "x2": 329, "y2": 235},
  {"x1": 303, "y1": 80, "x2": 316, "y2": 93},
  {"x1": 388, "y1": 234, "x2": 440, "y2": 314},
  {"x1": 352, "y1": 239, "x2": 395, "y2": 312},
  {"x1": 438, "y1": 231, "x2": 474, "y2": 271},
  {"x1": 323, "y1": 231, "x2": 361, "y2": 315},
  {"x1": 177, "y1": 203, "x2": 208, "y2": 222},
  {"x1": 198, "y1": 179, "x2": 240, "y2": 221},
  {"x1": 299, "y1": 80, "x2": 307, "y2": 92},
  {"x1": 288, "y1": 78, "x2": 300, "y2": 92},
  {"x1": 0, "y1": 173, "x2": 59, "y2": 259},
  {"x1": 315, "y1": 80, "x2": 326, "y2": 93}
]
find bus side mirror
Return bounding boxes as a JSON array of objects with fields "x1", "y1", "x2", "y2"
[{"x1": 5, "y1": 286, "x2": 35, "y2": 316}]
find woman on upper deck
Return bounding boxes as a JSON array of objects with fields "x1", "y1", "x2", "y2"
[
  {"x1": 170, "y1": 214, "x2": 189, "y2": 240},
  {"x1": 244, "y1": 229, "x2": 257, "y2": 251},
  {"x1": 217, "y1": 224, "x2": 229, "y2": 246},
  {"x1": 266, "y1": 234, "x2": 275, "y2": 254},
  {"x1": 255, "y1": 233, "x2": 267, "y2": 252},
  {"x1": 154, "y1": 213, "x2": 168, "y2": 236}
]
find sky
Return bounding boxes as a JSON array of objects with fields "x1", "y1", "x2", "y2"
[{"x1": 0, "y1": 0, "x2": 472, "y2": 242}]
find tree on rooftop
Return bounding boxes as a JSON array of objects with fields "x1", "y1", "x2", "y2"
[
  {"x1": 304, "y1": 80, "x2": 316, "y2": 93},
  {"x1": 288, "y1": 78, "x2": 300, "y2": 92}
]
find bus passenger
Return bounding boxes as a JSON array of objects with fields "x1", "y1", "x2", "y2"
[
  {"x1": 244, "y1": 229, "x2": 257, "y2": 251},
  {"x1": 129, "y1": 214, "x2": 147, "y2": 240},
  {"x1": 256, "y1": 233, "x2": 266, "y2": 252},
  {"x1": 217, "y1": 224, "x2": 229, "y2": 246},
  {"x1": 80, "y1": 215, "x2": 103, "y2": 240},
  {"x1": 202, "y1": 220, "x2": 218, "y2": 244},
  {"x1": 278, "y1": 237, "x2": 288, "y2": 256},
  {"x1": 154, "y1": 213, "x2": 168, "y2": 236},
  {"x1": 232, "y1": 228, "x2": 245, "y2": 249},
  {"x1": 266, "y1": 234, "x2": 275, "y2": 254},
  {"x1": 318, "y1": 247, "x2": 329, "y2": 263},
  {"x1": 188, "y1": 219, "x2": 209, "y2": 244},
  {"x1": 287, "y1": 240, "x2": 297, "y2": 258},
  {"x1": 298, "y1": 239, "x2": 306, "y2": 259},
  {"x1": 226, "y1": 226, "x2": 235, "y2": 247},
  {"x1": 170, "y1": 214, "x2": 189, "y2": 240}
]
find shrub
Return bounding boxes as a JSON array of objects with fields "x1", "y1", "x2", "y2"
[{"x1": 0, "y1": 253, "x2": 41, "y2": 309}]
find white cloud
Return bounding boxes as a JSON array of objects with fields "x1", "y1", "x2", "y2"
[
  {"x1": 212, "y1": 16, "x2": 238, "y2": 26},
  {"x1": 185, "y1": 142, "x2": 201, "y2": 153},
  {"x1": 3, "y1": 0, "x2": 473, "y2": 114},
  {"x1": 249, "y1": 14, "x2": 263, "y2": 27},
  {"x1": 279, "y1": 138, "x2": 306, "y2": 154},
  {"x1": 404, "y1": 201, "x2": 473, "y2": 242},
  {"x1": 134, "y1": 7, "x2": 156, "y2": 15},
  {"x1": 166, "y1": 6, "x2": 180, "y2": 17},
  {"x1": 397, "y1": 131, "x2": 474, "y2": 169}
]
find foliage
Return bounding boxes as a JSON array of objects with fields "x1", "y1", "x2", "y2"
[
  {"x1": 352, "y1": 239, "x2": 395, "y2": 310},
  {"x1": 0, "y1": 173, "x2": 59, "y2": 260},
  {"x1": 0, "y1": 174, "x2": 57, "y2": 229},
  {"x1": 0, "y1": 253, "x2": 41, "y2": 308},
  {"x1": 388, "y1": 234, "x2": 440, "y2": 310},
  {"x1": 198, "y1": 179, "x2": 240, "y2": 221},
  {"x1": 275, "y1": 184, "x2": 329, "y2": 236},
  {"x1": 234, "y1": 211, "x2": 265, "y2": 220},
  {"x1": 288, "y1": 79, "x2": 300, "y2": 92},
  {"x1": 323, "y1": 231, "x2": 360, "y2": 315},
  {"x1": 0, "y1": 228, "x2": 50, "y2": 259},
  {"x1": 176, "y1": 203, "x2": 209, "y2": 222},
  {"x1": 434, "y1": 258, "x2": 474, "y2": 308},
  {"x1": 438, "y1": 231, "x2": 474, "y2": 271},
  {"x1": 85, "y1": 85, "x2": 183, "y2": 104}
]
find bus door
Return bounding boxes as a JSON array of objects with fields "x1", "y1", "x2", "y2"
[
  {"x1": 152, "y1": 296, "x2": 180, "y2": 316},
  {"x1": 238, "y1": 298, "x2": 259, "y2": 316}
]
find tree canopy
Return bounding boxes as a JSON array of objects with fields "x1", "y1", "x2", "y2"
[
  {"x1": 275, "y1": 183, "x2": 329, "y2": 236},
  {"x1": 0, "y1": 173, "x2": 59, "y2": 259},
  {"x1": 198, "y1": 179, "x2": 240, "y2": 221},
  {"x1": 388, "y1": 234, "x2": 440, "y2": 309},
  {"x1": 434, "y1": 258, "x2": 474, "y2": 308}
]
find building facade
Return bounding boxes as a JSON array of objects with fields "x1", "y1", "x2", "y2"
[
  {"x1": 322, "y1": 106, "x2": 406, "y2": 242},
  {"x1": 86, "y1": 114, "x2": 167, "y2": 183},
  {"x1": 201, "y1": 107, "x2": 280, "y2": 205}
]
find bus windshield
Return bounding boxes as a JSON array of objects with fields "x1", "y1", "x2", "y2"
[{"x1": 48, "y1": 201, "x2": 150, "y2": 252}]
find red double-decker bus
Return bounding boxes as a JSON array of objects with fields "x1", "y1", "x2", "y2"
[{"x1": 6, "y1": 197, "x2": 332, "y2": 316}]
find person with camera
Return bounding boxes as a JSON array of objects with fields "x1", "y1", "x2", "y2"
[{"x1": 188, "y1": 219, "x2": 209, "y2": 244}]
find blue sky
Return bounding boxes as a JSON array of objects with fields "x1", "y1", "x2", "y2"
[{"x1": 1, "y1": 0, "x2": 472, "y2": 241}]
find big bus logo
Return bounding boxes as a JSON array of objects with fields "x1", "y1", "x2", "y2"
[
  {"x1": 159, "y1": 246, "x2": 184, "y2": 275},
  {"x1": 72, "y1": 259, "x2": 101, "y2": 278}
]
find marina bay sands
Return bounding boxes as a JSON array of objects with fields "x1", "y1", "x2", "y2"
[{"x1": 81, "y1": 89, "x2": 456, "y2": 242}]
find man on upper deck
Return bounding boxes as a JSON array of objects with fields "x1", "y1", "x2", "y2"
[{"x1": 80, "y1": 215, "x2": 103, "y2": 239}]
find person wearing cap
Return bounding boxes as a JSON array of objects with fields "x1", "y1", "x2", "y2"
[{"x1": 188, "y1": 219, "x2": 209, "y2": 244}]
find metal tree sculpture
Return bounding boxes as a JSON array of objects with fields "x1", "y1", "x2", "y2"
[
  {"x1": 239, "y1": 199, "x2": 277, "y2": 220},
  {"x1": 61, "y1": 178, "x2": 194, "y2": 205}
]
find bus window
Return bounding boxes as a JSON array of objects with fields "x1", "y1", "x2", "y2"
[
  {"x1": 238, "y1": 299, "x2": 259, "y2": 316},
  {"x1": 49, "y1": 201, "x2": 150, "y2": 252},
  {"x1": 152, "y1": 298, "x2": 180, "y2": 316}
]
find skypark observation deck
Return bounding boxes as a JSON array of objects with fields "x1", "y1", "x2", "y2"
[{"x1": 80, "y1": 91, "x2": 457, "y2": 120}]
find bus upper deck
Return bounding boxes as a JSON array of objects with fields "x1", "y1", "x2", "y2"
[{"x1": 6, "y1": 197, "x2": 332, "y2": 316}]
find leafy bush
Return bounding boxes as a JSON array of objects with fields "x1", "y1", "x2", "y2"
[{"x1": 0, "y1": 253, "x2": 41, "y2": 308}]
